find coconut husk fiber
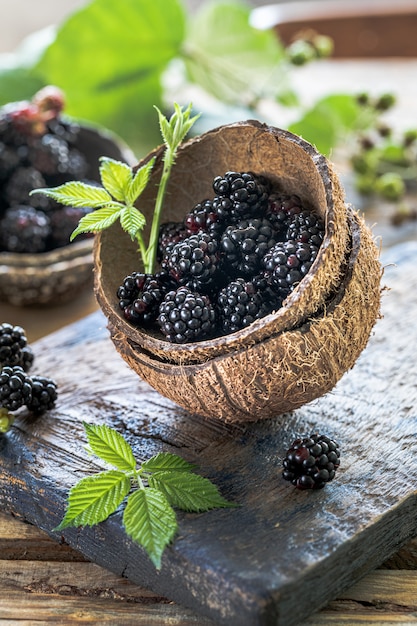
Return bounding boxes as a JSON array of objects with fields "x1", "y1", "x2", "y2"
[{"x1": 94, "y1": 121, "x2": 382, "y2": 423}]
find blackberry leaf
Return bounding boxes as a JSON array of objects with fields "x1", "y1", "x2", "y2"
[
  {"x1": 120, "y1": 206, "x2": 147, "y2": 241},
  {"x1": 148, "y1": 470, "x2": 237, "y2": 513},
  {"x1": 55, "y1": 470, "x2": 131, "y2": 530},
  {"x1": 123, "y1": 487, "x2": 177, "y2": 569},
  {"x1": 142, "y1": 451, "x2": 196, "y2": 473},
  {"x1": 83, "y1": 422, "x2": 136, "y2": 471},
  {"x1": 70, "y1": 204, "x2": 124, "y2": 240},
  {"x1": 99, "y1": 157, "x2": 133, "y2": 201},
  {"x1": 126, "y1": 157, "x2": 155, "y2": 205},
  {"x1": 30, "y1": 181, "x2": 112, "y2": 208}
]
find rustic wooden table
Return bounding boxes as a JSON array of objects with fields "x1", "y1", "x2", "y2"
[{"x1": 1, "y1": 56, "x2": 417, "y2": 624}]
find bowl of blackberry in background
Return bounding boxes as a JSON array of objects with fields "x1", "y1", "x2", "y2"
[
  {"x1": 94, "y1": 120, "x2": 382, "y2": 423},
  {"x1": 0, "y1": 86, "x2": 135, "y2": 307}
]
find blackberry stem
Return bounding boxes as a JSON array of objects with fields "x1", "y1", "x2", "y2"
[{"x1": 145, "y1": 149, "x2": 174, "y2": 273}]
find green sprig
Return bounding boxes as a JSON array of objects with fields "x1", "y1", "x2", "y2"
[
  {"x1": 55, "y1": 422, "x2": 237, "y2": 569},
  {"x1": 30, "y1": 103, "x2": 199, "y2": 275}
]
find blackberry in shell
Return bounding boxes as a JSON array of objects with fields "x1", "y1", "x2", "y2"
[
  {"x1": 0, "y1": 205, "x2": 51, "y2": 253},
  {"x1": 161, "y1": 232, "x2": 220, "y2": 292},
  {"x1": 157, "y1": 221, "x2": 188, "y2": 262},
  {"x1": 220, "y1": 217, "x2": 278, "y2": 277},
  {"x1": 282, "y1": 433, "x2": 341, "y2": 489},
  {"x1": 4, "y1": 166, "x2": 49, "y2": 209},
  {"x1": 0, "y1": 323, "x2": 29, "y2": 368},
  {"x1": 184, "y1": 198, "x2": 225, "y2": 238},
  {"x1": 216, "y1": 276, "x2": 277, "y2": 334},
  {"x1": 212, "y1": 171, "x2": 271, "y2": 221},
  {"x1": 286, "y1": 209, "x2": 325, "y2": 247},
  {"x1": 265, "y1": 192, "x2": 304, "y2": 236},
  {"x1": 262, "y1": 239, "x2": 320, "y2": 298},
  {"x1": 0, "y1": 365, "x2": 32, "y2": 411},
  {"x1": 117, "y1": 271, "x2": 177, "y2": 326},
  {"x1": 157, "y1": 286, "x2": 216, "y2": 343},
  {"x1": 26, "y1": 375, "x2": 58, "y2": 414}
]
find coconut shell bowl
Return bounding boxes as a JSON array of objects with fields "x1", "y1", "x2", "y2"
[
  {"x1": 0, "y1": 97, "x2": 134, "y2": 307},
  {"x1": 94, "y1": 120, "x2": 382, "y2": 424}
]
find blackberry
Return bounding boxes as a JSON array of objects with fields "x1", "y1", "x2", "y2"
[
  {"x1": 48, "y1": 206, "x2": 93, "y2": 248},
  {"x1": 157, "y1": 221, "x2": 188, "y2": 261},
  {"x1": 19, "y1": 346, "x2": 35, "y2": 372},
  {"x1": 27, "y1": 133, "x2": 71, "y2": 176},
  {"x1": 0, "y1": 366, "x2": 32, "y2": 411},
  {"x1": 0, "y1": 205, "x2": 51, "y2": 253},
  {"x1": 286, "y1": 210, "x2": 325, "y2": 246},
  {"x1": 282, "y1": 433, "x2": 341, "y2": 489},
  {"x1": 117, "y1": 271, "x2": 176, "y2": 326},
  {"x1": 216, "y1": 276, "x2": 277, "y2": 334},
  {"x1": 4, "y1": 166, "x2": 49, "y2": 209},
  {"x1": 0, "y1": 323, "x2": 28, "y2": 368},
  {"x1": 161, "y1": 232, "x2": 220, "y2": 292},
  {"x1": 265, "y1": 192, "x2": 304, "y2": 235},
  {"x1": 157, "y1": 286, "x2": 216, "y2": 343},
  {"x1": 212, "y1": 171, "x2": 271, "y2": 221},
  {"x1": 26, "y1": 375, "x2": 58, "y2": 414},
  {"x1": 184, "y1": 198, "x2": 225, "y2": 238},
  {"x1": 220, "y1": 217, "x2": 278, "y2": 277},
  {"x1": 262, "y1": 239, "x2": 319, "y2": 298},
  {"x1": 0, "y1": 141, "x2": 21, "y2": 180}
]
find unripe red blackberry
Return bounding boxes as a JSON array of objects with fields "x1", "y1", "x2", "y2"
[{"x1": 282, "y1": 433, "x2": 340, "y2": 489}]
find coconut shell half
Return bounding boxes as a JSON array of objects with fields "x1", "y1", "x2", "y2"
[{"x1": 94, "y1": 121, "x2": 381, "y2": 423}]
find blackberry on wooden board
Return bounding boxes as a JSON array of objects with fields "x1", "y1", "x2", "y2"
[
  {"x1": 0, "y1": 366, "x2": 32, "y2": 412},
  {"x1": 282, "y1": 433, "x2": 341, "y2": 490},
  {"x1": 157, "y1": 286, "x2": 216, "y2": 343},
  {"x1": 0, "y1": 323, "x2": 27, "y2": 368},
  {"x1": 26, "y1": 375, "x2": 58, "y2": 414}
]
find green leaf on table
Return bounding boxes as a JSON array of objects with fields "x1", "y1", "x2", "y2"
[
  {"x1": 30, "y1": 181, "x2": 112, "y2": 208},
  {"x1": 149, "y1": 470, "x2": 238, "y2": 513},
  {"x1": 99, "y1": 158, "x2": 133, "y2": 202},
  {"x1": 142, "y1": 451, "x2": 196, "y2": 473},
  {"x1": 123, "y1": 487, "x2": 178, "y2": 569},
  {"x1": 83, "y1": 422, "x2": 136, "y2": 471},
  {"x1": 55, "y1": 470, "x2": 131, "y2": 530},
  {"x1": 33, "y1": 0, "x2": 186, "y2": 150},
  {"x1": 182, "y1": 1, "x2": 288, "y2": 107}
]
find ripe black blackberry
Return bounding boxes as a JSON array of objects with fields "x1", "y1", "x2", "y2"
[
  {"x1": 157, "y1": 286, "x2": 216, "y2": 343},
  {"x1": 0, "y1": 365, "x2": 32, "y2": 412},
  {"x1": 0, "y1": 323, "x2": 27, "y2": 367},
  {"x1": 212, "y1": 171, "x2": 271, "y2": 221},
  {"x1": 220, "y1": 217, "x2": 278, "y2": 277},
  {"x1": 4, "y1": 166, "x2": 49, "y2": 209},
  {"x1": 157, "y1": 221, "x2": 188, "y2": 261},
  {"x1": 117, "y1": 271, "x2": 176, "y2": 326},
  {"x1": 27, "y1": 133, "x2": 70, "y2": 176},
  {"x1": 0, "y1": 141, "x2": 21, "y2": 180},
  {"x1": 184, "y1": 198, "x2": 225, "y2": 238},
  {"x1": 216, "y1": 276, "x2": 277, "y2": 334},
  {"x1": 265, "y1": 192, "x2": 304, "y2": 236},
  {"x1": 48, "y1": 206, "x2": 93, "y2": 248},
  {"x1": 262, "y1": 239, "x2": 320, "y2": 297},
  {"x1": 282, "y1": 433, "x2": 341, "y2": 489},
  {"x1": 286, "y1": 209, "x2": 325, "y2": 246},
  {"x1": 0, "y1": 205, "x2": 51, "y2": 253},
  {"x1": 161, "y1": 232, "x2": 220, "y2": 292},
  {"x1": 26, "y1": 375, "x2": 58, "y2": 414}
]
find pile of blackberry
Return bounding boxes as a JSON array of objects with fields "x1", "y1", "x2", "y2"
[
  {"x1": 0, "y1": 86, "x2": 93, "y2": 254},
  {"x1": 0, "y1": 322, "x2": 57, "y2": 434},
  {"x1": 117, "y1": 171, "x2": 325, "y2": 344}
]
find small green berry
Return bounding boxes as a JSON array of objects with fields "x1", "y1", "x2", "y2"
[
  {"x1": 375, "y1": 172, "x2": 406, "y2": 201},
  {"x1": 312, "y1": 34, "x2": 334, "y2": 58},
  {"x1": 375, "y1": 93, "x2": 396, "y2": 112},
  {"x1": 0, "y1": 408, "x2": 14, "y2": 434},
  {"x1": 286, "y1": 40, "x2": 316, "y2": 66}
]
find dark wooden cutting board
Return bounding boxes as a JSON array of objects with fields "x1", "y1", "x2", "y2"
[{"x1": 1, "y1": 241, "x2": 417, "y2": 626}]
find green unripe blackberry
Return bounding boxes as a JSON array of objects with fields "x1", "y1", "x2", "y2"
[
  {"x1": 0, "y1": 407, "x2": 14, "y2": 434},
  {"x1": 286, "y1": 39, "x2": 316, "y2": 66},
  {"x1": 282, "y1": 433, "x2": 340, "y2": 489}
]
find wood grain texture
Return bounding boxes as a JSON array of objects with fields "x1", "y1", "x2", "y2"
[{"x1": 0, "y1": 242, "x2": 417, "y2": 626}]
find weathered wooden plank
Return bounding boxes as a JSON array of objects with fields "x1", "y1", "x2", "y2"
[{"x1": 1, "y1": 242, "x2": 417, "y2": 626}]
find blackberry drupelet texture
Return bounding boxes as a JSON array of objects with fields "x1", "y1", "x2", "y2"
[
  {"x1": 158, "y1": 286, "x2": 216, "y2": 343},
  {"x1": 0, "y1": 323, "x2": 28, "y2": 368},
  {"x1": 0, "y1": 205, "x2": 51, "y2": 253},
  {"x1": 0, "y1": 365, "x2": 33, "y2": 412},
  {"x1": 220, "y1": 217, "x2": 278, "y2": 277},
  {"x1": 212, "y1": 171, "x2": 271, "y2": 221},
  {"x1": 216, "y1": 276, "x2": 277, "y2": 334},
  {"x1": 262, "y1": 239, "x2": 320, "y2": 298},
  {"x1": 157, "y1": 221, "x2": 188, "y2": 261},
  {"x1": 184, "y1": 198, "x2": 225, "y2": 238},
  {"x1": 26, "y1": 375, "x2": 58, "y2": 414},
  {"x1": 161, "y1": 232, "x2": 220, "y2": 292},
  {"x1": 117, "y1": 271, "x2": 177, "y2": 326},
  {"x1": 282, "y1": 433, "x2": 341, "y2": 489}
]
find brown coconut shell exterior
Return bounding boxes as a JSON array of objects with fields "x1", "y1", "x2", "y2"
[
  {"x1": 93, "y1": 121, "x2": 382, "y2": 423},
  {"x1": 109, "y1": 210, "x2": 381, "y2": 422},
  {"x1": 94, "y1": 121, "x2": 351, "y2": 365}
]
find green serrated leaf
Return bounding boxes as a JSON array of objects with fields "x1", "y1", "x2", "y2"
[
  {"x1": 99, "y1": 157, "x2": 132, "y2": 202},
  {"x1": 149, "y1": 470, "x2": 236, "y2": 513},
  {"x1": 126, "y1": 157, "x2": 156, "y2": 206},
  {"x1": 142, "y1": 452, "x2": 196, "y2": 473},
  {"x1": 123, "y1": 487, "x2": 177, "y2": 569},
  {"x1": 119, "y1": 205, "x2": 146, "y2": 240},
  {"x1": 70, "y1": 204, "x2": 123, "y2": 240},
  {"x1": 83, "y1": 422, "x2": 136, "y2": 471},
  {"x1": 30, "y1": 181, "x2": 112, "y2": 208},
  {"x1": 55, "y1": 470, "x2": 130, "y2": 530}
]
